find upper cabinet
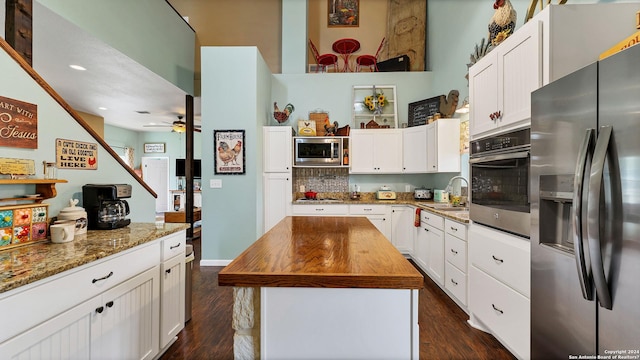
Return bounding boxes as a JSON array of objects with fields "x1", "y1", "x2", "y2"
[
  {"x1": 402, "y1": 126, "x2": 428, "y2": 173},
  {"x1": 402, "y1": 120, "x2": 460, "y2": 174},
  {"x1": 263, "y1": 126, "x2": 292, "y2": 173},
  {"x1": 469, "y1": 19, "x2": 541, "y2": 139},
  {"x1": 349, "y1": 129, "x2": 403, "y2": 174},
  {"x1": 469, "y1": 3, "x2": 640, "y2": 140}
]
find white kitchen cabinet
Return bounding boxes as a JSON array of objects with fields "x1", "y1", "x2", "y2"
[
  {"x1": 402, "y1": 126, "x2": 427, "y2": 173},
  {"x1": 263, "y1": 126, "x2": 292, "y2": 173},
  {"x1": 468, "y1": 223, "x2": 530, "y2": 359},
  {"x1": 263, "y1": 173, "x2": 292, "y2": 232},
  {"x1": 292, "y1": 204, "x2": 349, "y2": 216},
  {"x1": 349, "y1": 204, "x2": 390, "y2": 240},
  {"x1": 470, "y1": 3, "x2": 640, "y2": 140},
  {"x1": 0, "y1": 266, "x2": 161, "y2": 360},
  {"x1": 444, "y1": 219, "x2": 468, "y2": 308},
  {"x1": 263, "y1": 127, "x2": 293, "y2": 233},
  {"x1": 426, "y1": 224, "x2": 445, "y2": 286},
  {"x1": 160, "y1": 233, "x2": 186, "y2": 350},
  {"x1": 426, "y1": 119, "x2": 461, "y2": 173},
  {"x1": 349, "y1": 129, "x2": 403, "y2": 174},
  {"x1": 390, "y1": 206, "x2": 415, "y2": 254}
]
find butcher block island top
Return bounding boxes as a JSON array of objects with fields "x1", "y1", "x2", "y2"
[{"x1": 218, "y1": 216, "x2": 423, "y2": 289}]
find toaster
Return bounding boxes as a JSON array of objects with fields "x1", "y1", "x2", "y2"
[{"x1": 414, "y1": 188, "x2": 432, "y2": 200}]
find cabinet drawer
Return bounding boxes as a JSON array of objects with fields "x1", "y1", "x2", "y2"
[
  {"x1": 445, "y1": 262, "x2": 467, "y2": 306},
  {"x1": 445, "y1": 219, "x2": 467, "y2": 240},
  {"x1": 420, "y1": 211, "x2": 443, "y2": 230},
  {"x1": 349, "y1": 204, "x2": 387, "y2": 215},
  {"x1": 292, "y1": 204, "x2": 349, "y2": 215},
  {"x1": 445, "y1": 234, "x2": 467, "y2": 272},
  {"x1": 0, "y1": 241, "x2": 161, "y2": 343},
  {"x1": 469, "y1": 224, "x2": 530, "y2": 297},
  {"x1": 162, "y1": 230, "x2": 187, "y2": 261},
  {"x1": 469, "y1": 266, "x2": 530, "y2": 359}
]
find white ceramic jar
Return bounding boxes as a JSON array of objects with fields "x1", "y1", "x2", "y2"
[{"x1": 57, "y1": 199, "x2": 88, "y2": 236}]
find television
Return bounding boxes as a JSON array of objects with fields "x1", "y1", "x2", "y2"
[{"x1": 176, "y1": 159, "x2": 201, "y2": 178}]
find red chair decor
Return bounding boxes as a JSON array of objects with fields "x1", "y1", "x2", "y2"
[
  {"x1": 308, "y1": 39, "x2": 338, "y2": 73},
  {"x1": 332, "y1": 38, "x2": 361, "y2": 72},
  {"x1": 356, "y1": 37, "x2": 386, "y2": 72}
]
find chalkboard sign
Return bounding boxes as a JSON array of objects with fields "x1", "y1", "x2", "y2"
[{"x1": 408, "y1": 96, "x2": 441, "y2": 127}]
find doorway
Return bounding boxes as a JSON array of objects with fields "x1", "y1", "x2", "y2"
[{"x1": 141, "y1": 157, "x2": 170, "y2": 212}]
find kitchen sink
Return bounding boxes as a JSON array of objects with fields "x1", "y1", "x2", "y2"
[
  {"x1": 295, "y1": 199, "x2": 343, "y2": 203},
  {"x1": 422, "y1": 203, "x2": 468, "y2": 211}
]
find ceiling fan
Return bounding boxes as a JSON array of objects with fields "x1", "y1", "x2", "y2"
[{"x1": 143, "y1": 116, "x2": 201, "y2": 132}]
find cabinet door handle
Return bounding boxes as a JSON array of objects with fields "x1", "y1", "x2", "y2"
[
  {"x1": 92, "y1": 271, "x2": 114, "y2": 284},
  {"x1": 315, "y1": 208, "x2": 324, "y2": 211},
  {"x1": 450, "y1": 249, "x2": 458, "y2": 255},
  {"x1": 492, "y1": 255, "x2": 504, "y2": 264},
  {"x1": 364, "y1": 208, "x2": 372, "y2": 211},
  {"x1": 450, "y1": 279, "x2": 458, "y2": 286},
  {"x1": 166, "y1": 268, "x2": 172, "y2": 274},
  {"x1": 450, "y1": 226, "x2": 458, "y2": 232},
  {"x1": 492, "y1": 304, "x2": 504, "y2": 314},
  {"x1": 95, "y1": 306, "x2": 104, "y2": 314},
  {"x1": 170, "y1": 243, "x2": 181, "y2": 250},
  {"x1": 106, "y1": 301, "x2": 114, "y2": 308}
]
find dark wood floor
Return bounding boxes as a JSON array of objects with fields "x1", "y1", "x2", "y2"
[{"x1": 160, "y1": 238, "x2": 515, "y2": 360}]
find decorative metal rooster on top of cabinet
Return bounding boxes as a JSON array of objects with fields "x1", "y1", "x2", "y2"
[
  {"x1": 439, "y1": 90, "x2": 459, "y2": 118},
  {"x1": 488, "y1": 0, "x2": 517, "y2": 46}
]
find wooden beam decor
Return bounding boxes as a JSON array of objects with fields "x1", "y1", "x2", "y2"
[
  {"x1": 385, "y1": 0, "x2": 427, "y2": 71},
  {"x1": 0, "y1": 95, "x2": 37, "y2": 149},
  {"x1": 5, "y1": 0, "x2": 33, "y2": 66}
]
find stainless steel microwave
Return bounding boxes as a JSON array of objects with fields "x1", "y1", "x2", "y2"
[{"x1": 294, "y1": 137, "x2": 342, "y2": 166}]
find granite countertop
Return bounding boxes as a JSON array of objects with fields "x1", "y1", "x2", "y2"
[
  {"x1": 219, "y1": 216, "x2": 423, "y2": 289},
  {"x1": 0, "y1": 223, "x2": 190, "y2": 295},
  {"x1": 292, "y1": 192, "x2": 470, "y2": 223}
]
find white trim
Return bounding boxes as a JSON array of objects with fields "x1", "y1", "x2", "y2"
[{"x1": 200, "y1": 259, "x2": 232, "y2": 266}]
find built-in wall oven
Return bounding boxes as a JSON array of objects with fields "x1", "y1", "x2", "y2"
[{"x1": 469, "y1": 128, "x2": 530, "y2": 238}]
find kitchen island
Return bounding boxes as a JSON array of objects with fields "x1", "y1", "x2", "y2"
[{"x1": 219, "y1": 216, "x2": 423, "y2": 360}]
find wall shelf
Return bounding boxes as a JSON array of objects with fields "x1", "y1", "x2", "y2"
[{"x1": 0, "y1": 179, "x2": 68, "y2": 203}]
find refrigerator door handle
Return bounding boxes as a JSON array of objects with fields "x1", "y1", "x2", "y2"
[
  {"x1": 587, "y1": 125, "x2": 613, "y2": 310},
  {"x1": 573, "y1": 128, "x2": 595, "y2": 301}
]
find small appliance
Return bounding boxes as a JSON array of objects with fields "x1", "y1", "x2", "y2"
[
  {"x1": 413, "y1": 188, "x2": 432, "y2": 200},
  {"x1": 433, "y1": 190, "x2": 449, "y2": 203},
  {"x1": 294, "y1": 137, "x2": 343, "y2": 166},
  {"x1": 82, "y1": 184, "x2": 131, "y2": 230}
]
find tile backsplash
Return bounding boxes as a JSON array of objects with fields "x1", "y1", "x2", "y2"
[{"x1": 293, "y1": 168, "x2": 349, "y2": 193}]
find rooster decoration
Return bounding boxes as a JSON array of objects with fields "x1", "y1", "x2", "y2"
[
  {"x1": 489, "y1": 0, "x2": 517, "y2": 46},
  {"x1": 439, "y1": 90, "x2": 459, "y2": 118},
  {"x1": 217, "y1": 140, "x2": 242, "y2": 166},
  {"x1": 274, "y1": 102, "x2": 295, "y2": 124},
  {"x1": 324, "y1": 119, "x2": 339, "y2": 136}
]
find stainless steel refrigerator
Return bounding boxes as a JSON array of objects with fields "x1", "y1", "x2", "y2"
[{"x1": 530, "y1": 43, "x2": 640, "y2": 359}]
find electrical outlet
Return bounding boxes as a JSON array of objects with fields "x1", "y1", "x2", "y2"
[
  {"x1": 300, "y1": 185, "x2": 305, "y2": 192},
  {"x1": 210, "y1": 179, "x2": 222, "y2": 188},
  {"x1": 405, "y1": 185, "x2": 411, "y2": 192}
]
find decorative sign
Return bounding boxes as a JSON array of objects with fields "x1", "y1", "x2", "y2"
[
  {"x1": 144, "y1": 143, "x2": 165, "y2": 153},
  {"x1": 0, "y1": 96, "x2": 38, "y2": 149},
  {"x1": 0, "y1": 158, "x2": 35, "y2": 175},
  {"x1": 214, "y1": 130, "x2": 245, "y2": 175},
  {"x1": 55, "y1": 139, "x2": 98, "y2": 170},
  {"x1": 408, "y1": 96, "x2": 441, "y2": 127}
]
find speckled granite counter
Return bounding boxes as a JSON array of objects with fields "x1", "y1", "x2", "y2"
[
  {"x1": 0, "y1": 223, "x2": 189, "y2": 294},
  {"x1": 293, "y1": 192, "x2": 470, "y2": 223}
]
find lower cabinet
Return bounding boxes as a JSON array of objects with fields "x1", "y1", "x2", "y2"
[
  {"x1": 263, "y1": 173, "x2": 292, "y2": 233},
  {"x1": 0, "y1": 231, "x2": 187, "y2": 360},
  {"x1": 390, "y1": 206, "x2": 415, "y2": 254},
  {"x1": 468, "y1": 223, "x2": 530, "y2": 359},
  {"x1": 0, "y1": 266, "x2": 160, "y2": 360}
]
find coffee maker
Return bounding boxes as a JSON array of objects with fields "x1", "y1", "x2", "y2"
[{"x1": 83, "y1": 184, "x2": 132, "y2": 230}]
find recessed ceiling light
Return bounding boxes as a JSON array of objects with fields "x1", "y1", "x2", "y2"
[
  {"x1": 98, "y1": 107, "x2": 107, "y2": 110},
  {"x1": 148, "y1": 122, "x2": 157, "y2": 125},
  {"x1": 136, "y1": 111, "x2": 150, "y2": 114},
  {"x1": 69, "y1": 64, "x2": 86, "y2": 71}
]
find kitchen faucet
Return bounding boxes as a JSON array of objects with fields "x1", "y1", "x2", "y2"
[{"x1": 445, "y1": 176, "x2": 469, "y2": 196}]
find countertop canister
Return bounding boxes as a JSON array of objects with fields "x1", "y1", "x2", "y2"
[{"x1": 57, "y1": 199, "x2": 88, "y2": 236}]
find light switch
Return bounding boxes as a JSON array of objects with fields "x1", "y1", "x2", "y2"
[{"x1": 210, "y1": 179, "x2": 222, "y2": 188}]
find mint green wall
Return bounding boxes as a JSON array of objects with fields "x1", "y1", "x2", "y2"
[
  {"x1": 36, "y1": 0, "x2": 195, "y2": 94},
  {"x1": 201, "y1": 47, "x2": 272, "y2": 261},
  {"x1": 104, "y1": 124, "x2": 202, "y2": 190},
  {"x1": 0, "y1": 49, "x2": 156, "y2": 220}
]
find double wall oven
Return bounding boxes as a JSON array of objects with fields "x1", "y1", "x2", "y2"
[{"x1": 469, "y1": 128, "x2": 530, "y2": 238}]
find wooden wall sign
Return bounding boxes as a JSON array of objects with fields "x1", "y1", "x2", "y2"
[
  {"x1": 0, "y1": 96, "x2": 38, "y2": 149},
  {"x1": 56, "y1": 138, "x2": 98, "y2": 170}
]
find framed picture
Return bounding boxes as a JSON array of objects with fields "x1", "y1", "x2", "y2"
[
  {"x1": 214, "y1": 130, "x2": 245, "y2": 175},
  {"x1": 144, "y1": 143, "x2": 165, "y2": 153},
  {"x1": 328, "y1": 0, "x2": 359, "y2": 27}
]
